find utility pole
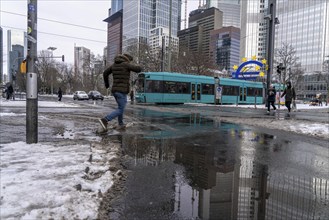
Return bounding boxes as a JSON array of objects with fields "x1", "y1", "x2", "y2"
[
  {"x1": 26, "y1": 0, "x2": 38, "y2": 144},
  {"x1": 265, "y1": 0, "x2": 277, "y2": 95}
]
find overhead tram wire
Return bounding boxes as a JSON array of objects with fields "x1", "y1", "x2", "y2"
[
  {"x1": 2, "y1": 25, "x2": 106, "y2": 44},
  {"x1": 1, "y1": 11, "x2": 106, "y2": 32}
]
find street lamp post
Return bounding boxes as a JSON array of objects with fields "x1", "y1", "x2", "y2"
[{"x1": 48, "y1": 46, "x2": 57, "y2": 95}]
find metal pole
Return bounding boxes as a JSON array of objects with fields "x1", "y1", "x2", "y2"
[
  {"x1": 47, "y1": 47, "x2": 57, "y2": 95},
  {"x1": 266, "y1": 0, "x2": 276, "y2": 96},
  {"x1": 168, "y1": 0, "x2": 172, "y2": 72},
  {"x1": 26, "y1": 0, "x2": 38, "y2": 144}
]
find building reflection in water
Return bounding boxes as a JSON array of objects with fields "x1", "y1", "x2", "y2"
[{"x1": 120, "y1": 113, "x2": 328, "y2": 219}]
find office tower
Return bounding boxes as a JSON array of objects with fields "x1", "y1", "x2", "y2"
[
  {"x1": 240, "y1": 0, "x2": 268, "y2": 60},
  {"x1": 103, "y1": 0, "x2": 124, "y2": 65},
  {"x1": 149, "y1": 27, "x2": 179, "y2": 57},
  {"x1": 74, "y1": 46, "x2": 91, "y2": 76},
  {"x1": 110, "y1": 0, "x2": 123, "y2": 15},
  {"x1": 206, "y1": 0, "x2": 241, "y2": 28},
  {"x1": 9, "y1": 44, "x2": 24, "y2": 82},
  {"x1": 275, "y1": 0, "x2": 328, "y2": 99},
  {"x1": 103, "y1": 8, "x2": 123, "y2": 65},
  {"x1": 276, "y1": 0, "x2": 328, "y2": 73},
  {"x1": 178, "y1": 7, "x2": 223, "y2": 58},
  {"x1": 122, "y1": 0, "x2": 181, "y2": 56},
  {"x1": 210, "y1": 26, "x2": 240, "y2": 73}
]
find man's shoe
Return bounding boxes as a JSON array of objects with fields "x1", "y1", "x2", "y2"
[
  {"x1": 116, "y1": 124, "x2": 126, "y2": 130},
  {"x1": 98, "y1": 118, "x2": 108, "y2": 130}
]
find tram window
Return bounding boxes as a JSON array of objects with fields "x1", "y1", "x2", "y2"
[
  {"x1": 247, "y1": 87, "x2": 263, "y2": 97},
  {"x1": 222, "y1": 85, "x2": 239, "y2": 95},
  {"x1": 202, "y1": 84, "x2": 214, "y2": 94},
  {"x1": 136, "y1": 78, "x2": 145, "y2": 93},
  {"x1": 146, "y1": 80, "x2": 163, "y2": 93},
  {"x1": 163, "y1": 81, "x2": 190, "y2": 94}
]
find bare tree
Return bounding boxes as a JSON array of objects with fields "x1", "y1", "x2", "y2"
[
  {"x1": 274, "y1": 42, "x2": 300, "y2": 83},
  {"x1": 317, "y1": 58, "x2": 329, "y2": 101},
  {"x1": 36, "y1": 50, "x2": 58, "y2": 94},
  {"x1": 173, "y1": 48, "x2": 218, "y2": 76},
  {"x1": 56, "y1": 62, "x2": 76, "y2": 94}
]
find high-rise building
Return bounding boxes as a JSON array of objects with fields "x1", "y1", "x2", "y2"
[
  {"x1": 210, "y1": 26, "x2": 240, "y2": 73},
  {"x1": 178, "y1": 7, "x2": 223, "y2": 58},
  {"x1": 206, "y1": 0, "x2": 241, "y2": 28},
  {"x1": 74, "y1": 46, "x2": 91, "y2": 76},
  {"x1": 110, "y1": 0, "x2": 123, "y2": 15},
  {"x1": 274, "y1": 0, "x2": 328, "y2": 99},
  {"x1": 9, "y1": 45, "x2": 24, "y2": 83},
  {"x1": 149, "y1": 27, "x2": 179, "y2": 56},
  {"x1": 240, "y1": 0, "x2": 328, "y2": 99},
  {"x1": 122, "y1": 0, "x2": 181, "y2": 56},
  {"x1": 103, "y1": 8, "x2": 123, "y2": 65},
  {"x1": 276, "y1": 0, "x2": 328, "y2": 73},
  {"x1": 240, "y1": 0, "x2": 268, "y2": 60}
]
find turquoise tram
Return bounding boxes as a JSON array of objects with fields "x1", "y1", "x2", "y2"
[{"x1": 135, "y1": 72, "x2": 264, "y2": 105}]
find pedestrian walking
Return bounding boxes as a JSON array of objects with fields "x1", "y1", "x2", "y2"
[
  {"x1": 98, "y1": 53, "x2": 142, "y2": 131},
  {"x1": 130, "y1": 90, "x2": 134, "y2": 103},
  {"x1": 281, "y1": 81, "x2": 296, "y2": 116},
  {"x1": 267, "y1": 84, "x2": 277, "y2": 114},
  {"x1": 6, "y1": 84, "x2": 13, "y2": 100},
  {"x1": 58, "y1": 87, "x2": 63, "y2": 102}
]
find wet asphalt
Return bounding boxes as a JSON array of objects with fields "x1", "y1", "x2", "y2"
[{"x1": 1, "y1": 97, "x2": 328, "y2": 219}]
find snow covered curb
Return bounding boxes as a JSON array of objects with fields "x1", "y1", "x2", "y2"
[
  {"x1": 217, "y1": 116, "x2": 329, "y2": 140},
  {"x1": 0, "y1": 141, "x2": 122, "y2": 219}
]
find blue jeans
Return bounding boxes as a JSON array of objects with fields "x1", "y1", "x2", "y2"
[{"x1": 105, "y1": 92, "x2": 127, "y2": 125}]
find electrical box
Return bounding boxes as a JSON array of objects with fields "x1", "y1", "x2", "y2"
[{"x1": 27, "y1": 72, "x2": 38, "y2": 99}]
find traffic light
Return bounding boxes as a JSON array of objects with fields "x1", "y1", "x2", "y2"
[
  {"x1": 20, "y1": 60, "x2": 27, "y2": 73},
  {"x1": 277, "y1": 64, "x2": 285, "y2": 74}
]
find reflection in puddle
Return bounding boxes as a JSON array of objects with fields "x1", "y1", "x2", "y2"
[{"x1": 116, "y1": 112, "x2": 328, "y2": 219}]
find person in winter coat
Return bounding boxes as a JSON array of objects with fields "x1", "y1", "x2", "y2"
[
  {"x1": 6, "y1": 84, "x2": 13, "y2": 100},
  {"x1": 267, "y1": 84, "x2": 277, "y2": 114},
  {"x1": 281, "y1": 81, "x2": 296, "y2": 115},
  {"x1": 98, "y1": 54, "x2": 142, "y2": 131},
  {"x1": 58, "y1": 88, "x2": 63, "y2": 101}
]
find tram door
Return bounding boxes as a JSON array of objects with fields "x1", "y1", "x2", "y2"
[
  {"x1": 239, "y1": 87, "x2": 247, "y2": 102},
  {"x1": 191, "y1": 83, "x2": 201, "y2": 102}
]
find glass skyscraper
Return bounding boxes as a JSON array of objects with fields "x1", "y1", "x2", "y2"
[
  {"x1": 240, "y1": 0, "x2": 268, "y2": 60},
  {"x1": 122, "y1": 0, "x2": 181, "y2": 53},
  {"x1": 275, "y1": 0, "x2": 329, "y2": 73},
  {"x1": 206, "y1": 0, "x2": 241, "y2": 28}
]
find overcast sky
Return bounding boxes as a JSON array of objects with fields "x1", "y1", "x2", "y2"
[{"x1": 1, "y1": 0, "x2": 200, "y2": 75}]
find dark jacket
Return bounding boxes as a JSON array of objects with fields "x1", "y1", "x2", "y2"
[
  {"x1": 7, "y1": 85, "x2": 13, "y2": 94},
  {"x1": 103, "y1": 55, "x2": 142, "y2": 94},
  {"x1": 268, "y1": 87, "x2": 276, "y2": 102},
  {"x1": 58, "y1": 88, "x2": 63, "y2": 97},
  {"x1": 281, "y1": 83, "x2": 296, "y2": 102}
]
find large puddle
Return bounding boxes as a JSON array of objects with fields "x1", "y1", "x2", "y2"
[{"x1": 107, "y1": 110, "x2": 328, "y2": 219}]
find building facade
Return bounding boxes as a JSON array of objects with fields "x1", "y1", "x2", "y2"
[
  {"x1": 149, "y1": 27, "x2": 179, "y2": 56},
  {"x1": 122, "y1": 0, "x2": 181, "y2": 57},
  {"x1": 74, "y1": 46, "x2": 91, "y2": 76},
  {"x1": 275, "y1": 0, "x2": 329, "y2": 100},
  {"x1": 178, "y1": 7, "x2": 223, "y2": 58},
  {"x1": 103, "y1": 9, "x2": 123, "y2": 66},
  {"x1": 206, "y1": 0, "x2": 241, "y2": 28},
  {"x1": 240, "y1": 0, "x2": 268, "y2": 60},
  {"x1": 210, "y1": 26, "x2": 240, "y2": 73}
]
